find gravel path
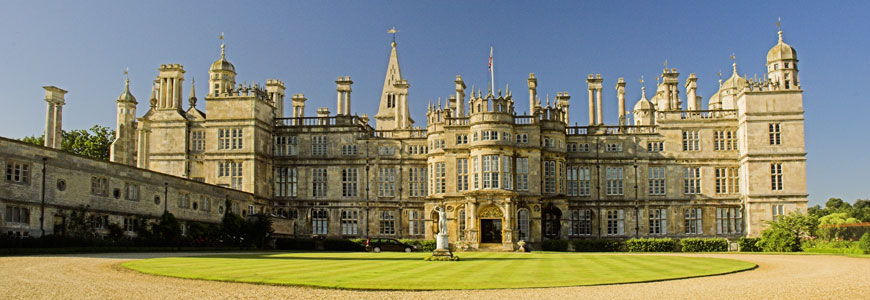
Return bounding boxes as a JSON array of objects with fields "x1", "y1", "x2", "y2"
[{"x1": 0, "y1": 252, "x2": 867, "y2": 299}]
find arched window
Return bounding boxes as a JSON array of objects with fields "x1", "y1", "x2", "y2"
[
  {"x1": 458, "y1": 207, "x2": 466, "y2": 240},
  {"x1": 518, "y1": 209, "x2": 530, "y2": 241},
  {"x1": 543, "y1": 206, "x2": 561, "y2": 238},
  {"x1": 312, "y1": 208, "x2": 328, "y2": 235}
]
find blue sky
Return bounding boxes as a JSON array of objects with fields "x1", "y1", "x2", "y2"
[{"x1": 1, "y1": 1, "x2": 867, "y2": 206}]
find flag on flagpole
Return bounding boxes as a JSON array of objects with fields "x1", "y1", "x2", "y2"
[{"x1": 489, "y1": 45, "x2": 495, "y2": 94}]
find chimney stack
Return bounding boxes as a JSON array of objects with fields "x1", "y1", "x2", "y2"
[{"x1": 43, "y1": 86, "x2": 67, "y2": 149}]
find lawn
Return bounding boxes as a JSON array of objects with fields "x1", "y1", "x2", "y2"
[{"x1": 122, "y1": 252, "x2": 756, "y2": 290}]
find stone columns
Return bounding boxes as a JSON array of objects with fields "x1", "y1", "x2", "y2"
[
  {"x1": 527, "y1": 73, "x2": 537, "y2": 115},
  {"x1": 685, "y1": 73, "x2": 699, "y2": 111},
  {"x1": 336, "y1": 89, "x2": 343, "y2": 115},
  {"x1": 586, "y1": 74, "x2": 603, "y2": 125},
  {"x1": 616, "y1": 77, "x2": 626, "y2": 126},
  {"x1": 596, "y1": 88, "x2": 603, "y2": 125},
  {"x1": 335, "y1": 76, "x2": 353, "y2": 115},
  {"x1": 455, "y1": 75, "x2": 466, "y2": 117},
  {"x1": 42, "y1": 86, "x2": 67, "y2": 149},
  {"x1": 587, "y1": 88, "x2": 595, "y2": 125}
]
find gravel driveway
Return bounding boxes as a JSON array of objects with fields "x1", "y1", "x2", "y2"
[{"x1": 0, "y1": 252, "x2": 867, "y2": 299}]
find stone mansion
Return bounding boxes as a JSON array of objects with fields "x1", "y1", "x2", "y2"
[{"x1": 0, "y1": 29, "x2": 807, "y2": 251}]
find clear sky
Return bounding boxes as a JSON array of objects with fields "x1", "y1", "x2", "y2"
[{"x1": 1, "y1": 1, "x2": 867, "y2": 206}]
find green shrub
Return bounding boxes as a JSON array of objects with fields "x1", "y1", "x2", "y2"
[
  {"x1": 860, "y1": 233, "x2": 870, "y2": 254},
  {"x1": 541, "y1": 239, "x2": 569, "y2": 251},
  {"x1": 275, "y1": 238, "x2": 315, "y2": 250},
  {"x1": 625, "y1": 238, "x2": 677, "y2": 252},
  {"x1": 572, "y1": 239, "x2": 624, "y2": 252},
  {"x1": 323, "y1": 239, "x2": 365, "y2": 251},
  {"x1": 757, "y1": 212, "x2": 817, "y2": 252},
  {"x1": 802, "y1": 239, "x2": 865, "y2": 255},
  {"x1": 398, "y1": 239, "x2": 436, "y2": 252},
  {"x1": 680, "y1": 238, "x2": 728, "y2": 252},
  {"x1": 424, "y1": 255, "x2": 460, "y2": 261},
  {"x1": 738, "y1": 237, "x2": 762, "y2": 252}
]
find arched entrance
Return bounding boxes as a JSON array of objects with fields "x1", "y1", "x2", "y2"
[
  {"x1": 478, "y1": 206, "x2": 504, "y2": 244},
  {"x1": 543, "y1": 206, "x2": 561, "y2": 239}
]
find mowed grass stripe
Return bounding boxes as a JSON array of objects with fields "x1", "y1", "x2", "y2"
[{"x1": 122, "y1": 252, "x2": 756, "y2": 290}]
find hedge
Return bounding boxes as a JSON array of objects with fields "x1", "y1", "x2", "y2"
[
  {"x1": 400, "y1": 239, "x2": 437, "y2": 252},
  {"x1": 860, "y1": 233, "x2": 870, "y2": 254},
  {"x1": 572, "y1": 239, "x2": 624, "y2": 252},
  {"x1": 680, "y1": 238, "x2": 729, "y2": 252},
  {"x1": 738, "y1": 237, "x2": 762, "y2": 252},
  {"x1": 323, "y1": 238, "x2": 365, "y2": 251},
  {"x1": 541, "y1": 239, "x2": 570, "y2": 251},
  {"x1": 625, "y1": 238, "x2": 677, "y2": 252}
]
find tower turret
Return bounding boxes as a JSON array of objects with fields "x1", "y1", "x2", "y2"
[
  {"x1": 110, "y1": 74, "x2": 138, "y2": 165},
  {"x1": 766, "y1": 27, "x2": 799, "y2": 90},
  {"x1": 209, "y1": 35, "x2": 237, "y2": 97},
  {"x1": 266, "y1": 79, "x2": 286, "y2": 118}
]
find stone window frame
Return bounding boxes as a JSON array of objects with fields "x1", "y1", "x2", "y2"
[
  {"x1": 482, "y1": 155, "x2": 500, "y2": 189},
  {"x1": 408, "y1": 210, "x2": 424, "y2": 236},
  {"x1": 90, "y1": 176, "x2": 109, "y2": 197},
  {"x1": 605, "y1": 209, "x2": 625, "y2": 236},
  {"x1": 517, "y1": 208, "x2": 530, "y2": 241},
  {"x1": 605, "y1": 142, "x2": 623, "y2": 152},
  {"x1": 569, "y1": 208, "x2": 592, "y2": 236},
  {"x1": 648, "y1": 208, "x2": 668, "y2": 235},
  {"x1": 543, "y1": 161, "x2": 556, "y2": 194},
  {"x1": 715, "y1": 167, "x2": 739, "y2": 194},
  {"x1": 312, "y1": 168, "x2": 327, "y2": 198},
  {"x1": 648, "y1": 166, "x2": 666, "y2": 196},
  {"x1": 605, "y1": 167, "x2": 624, "y2": 196},
  {"x1": 124, "y1": 182, "x2": 139, "y2": 201},
  {"x1": 684, "y1": 208, "x2": 703, "y2": 235},
  {"x1": 768, "y1": 123, "x2": 782, "y2": 145},
  {"x1": 684, "y1": 167, "x2": 701, "y2": 195},
  {"x1": 715, "y1": 207, "x2": 742, "y2": 235},
  {"x1": 378, "y1": 210, "x2": 396, "y2": 236},
  {"x1": 341, "y1": 168, "x2": 358, "y2": 198},
  {"x1": 312, "y1": 208, "x2": 328, "y2": 235},
  {"x1": 647, "y1": 141, "x2": 664, "y2": 152},
  {"x1": 681, "y1": 130, "x2": 700, "y2": 151},
  {"x1": 516, "y1": 158, "x2": 529, "y2": 191},
  {"x1": 713, "y1": 130, "x2": 737, "y2": 151},
  {"x1": 5, "y1": 160, "x2": 31, "y2": 185},
  {"x1": 4, "y1": 206, "x2": 30, "y2": 225},
  {"x1": 340, "y1": 209, "x2": 359, "y2": 236},
  {"x1": 378, "y1": 167, "x2": 395, "y2": 197},
  {"x1": 190, "y1": 130, "x2": 205, "y2": 153},
  {"x1": 456, "y1": 158, "x2": 468, "y2": 191},
  {"x1": 217, "y1": 128, "x2": 243, "y2": 150},
  {"x1": 771, "y1": 163, "x2": 783, "y2": 191}
]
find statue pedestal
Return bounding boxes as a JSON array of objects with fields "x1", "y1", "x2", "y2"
[{"x1": 433, "y1": 233, "x2": 452, "y2": 257}]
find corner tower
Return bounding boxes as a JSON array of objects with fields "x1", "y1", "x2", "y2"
[
  {"x1": 766, "y1": 28, "x2": 799, "y2": 90},
  {"x1": 110, "y1": 74, "x2": 138, "y2": 166},
  {"x1": 209, "y1": 36, "x2": 237, "y2": 97}
]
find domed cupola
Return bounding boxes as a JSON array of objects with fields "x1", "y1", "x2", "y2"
[
  {"x1": 208, "y1": 35, "x2": 237, "y2": 97},
  {"x1": 632, "y1": 79, "x2": 655, "y2": 126},
  {"x1": 766, "y1": 26, "x2": 799, "y2": 90}
]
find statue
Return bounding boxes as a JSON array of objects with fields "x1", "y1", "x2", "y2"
[
  {"x1": 432, "y1": 206, "x2": 452, "y2": 257},
  {"x1": 436, "y1": 206, "x2": 447, "y2": 235}
]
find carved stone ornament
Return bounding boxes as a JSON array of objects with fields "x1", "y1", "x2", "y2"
[{"x1": 479, "y1": 206, "x2": 504, "y2": 218}]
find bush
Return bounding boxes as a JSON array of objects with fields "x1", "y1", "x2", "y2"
[
  {"x1": 399, "y1": 239, "x2": 436, "y2": 252},
  {"x1": 738, "y1": 237, "x2": 762, "y2": 252},
  {"x1": 275, "y1": 238, "x2": 316, "y2": 250},
  {"x1": 802, "y1": 239, "x2": 865, "y2": 255},
  {"x1": 860, "y1": 233, "x2": 870, "y2": 254},
  {"x1": 541, "y1": 239, "x2": 569, "y2": 251},
  {"x1": 424, "y1": 255, "x2": 460, "y2": 261},
  {"x1": 758, "y1": 212, "x2": 817, "y2": 252},
  {"x1": 323, "y1": 239, "x2": 365, "y2": 251},
  {"x1": 625, "y1": 238, "x2": 677, "y2": 252},
  {"x1": 680, "y1": 238, "x2": 728, "y2": 252},
  {"x1": 572, "y1": 239, "x2": 624, "y2": 252}
]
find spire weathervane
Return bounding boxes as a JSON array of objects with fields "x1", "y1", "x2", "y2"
[
  {"x1": 219, "y1": 32, "x2": 226, "y2": 58},
  {"x1": 388, "y1": 27, "x2": 398, "y2": 43},
  {"x1": 776, "y1": 17, "x2": 781, "y2": 31},
  {"x1": 731, "y1": 53, "x2": 737, "y2": 74}
]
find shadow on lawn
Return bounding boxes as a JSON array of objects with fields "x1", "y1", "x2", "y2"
[{"x1": 187, "y1": 254, "x2": 537, "y2": 261}]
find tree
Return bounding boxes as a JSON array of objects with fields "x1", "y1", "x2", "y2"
[
  {"x1": 818, "y1": 212, "x2": 861, "y2": 240},
  {"x1": 153, "y1": 211, "x2": 181, "y2": 241},
  {"x1": 825, "y1": 198, "x2": 851, "y2": 211},
  {"x1": 757, "y1": 212, "x2": 818, "y2": 252},
  {"x1": 21, "y1": 125, "x2": 115, "y2": 160}
]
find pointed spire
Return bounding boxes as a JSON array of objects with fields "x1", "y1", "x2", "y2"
[
  {"x1": 639, "y1": 75, "x2": 647, "y2": 100},
  {"x1": 438, "y1": 97, "x2": 442, "y2": 109},
  {"x1": 189, "y1": 77, "x2": 198, "y2": 108}
]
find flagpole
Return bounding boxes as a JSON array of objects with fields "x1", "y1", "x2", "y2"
[{"x1": 489, "y1": 45, "x2": 495, "y2": 95}]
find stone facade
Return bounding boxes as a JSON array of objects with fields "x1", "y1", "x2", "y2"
[
  {"x1": 2, "y1": 29, "x2": 807, "y2": 250},
  {"x1": 0, "y1": 137, "x2": 259, "y2": 237}
]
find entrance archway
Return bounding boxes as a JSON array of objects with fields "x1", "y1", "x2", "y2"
[{"x1": 478, "y1": 206, "x2": 504, "y2": 244}]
